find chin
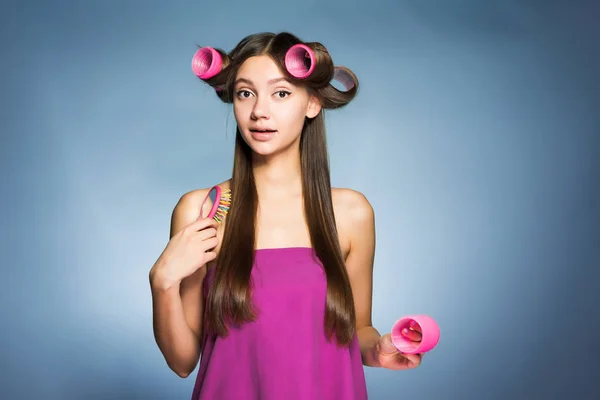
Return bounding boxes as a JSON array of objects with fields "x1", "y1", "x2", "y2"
[
  {"x1": 241, "y1": 130, "x2": 275, "y2": 152},
  {"x1": 249, "y1": 144, "x2": 278, "y2": 157}
]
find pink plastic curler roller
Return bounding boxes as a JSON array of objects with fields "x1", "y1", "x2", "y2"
[
  {"x1": 332, "y1": 67, "x2": 355, "y2": 91},
  {"x1": 200, "y1": 186, "x2": 222, "y2": 219},
  {"x1": 284, "y1": 44, "x2": 316, "y2": 79},
  {"x1": 192, "y1": 47, "x2": 223, "y2": 80},
  {"x1": 391, "y1": 315, "x2": 440, "y2": 354}
]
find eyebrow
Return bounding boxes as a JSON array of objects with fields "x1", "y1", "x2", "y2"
[{"x1": 234, "y1": 77, "x2": 290, "y2": 86}]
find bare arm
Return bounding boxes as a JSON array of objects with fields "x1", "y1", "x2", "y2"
[
  {"x1": 150, "y1": 189, "x2": 214, "y2": 378},
  {"x1": 344, "y1": 190, "x2": 423, "y2": 370},
  {"x1": 342, "y1": 190, "x2": 383, "y2": 367}
]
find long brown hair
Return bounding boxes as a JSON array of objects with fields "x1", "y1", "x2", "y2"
[{"x1": 200, "y1": 32, "x2": 360, "y2": 346}]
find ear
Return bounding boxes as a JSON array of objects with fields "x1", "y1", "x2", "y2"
[{"x1": 305, "y1": 95, "x2": 322, "y2": 119}]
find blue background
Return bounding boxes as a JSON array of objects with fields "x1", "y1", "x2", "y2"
[{"x1": 2, "y1": 0, "x2": 599, "y2": 398}]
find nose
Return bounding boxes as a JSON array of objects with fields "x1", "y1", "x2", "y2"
[{"x1": 250, "y1": 95, "x2": 270, "y2": 120}]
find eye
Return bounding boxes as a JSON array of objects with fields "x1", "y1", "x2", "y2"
[
  {"x1": 275, "y1": 90, "x2": 291, "y2": 99},
  {"x1": 236, "y1": 90, "x2": 253, "y2": 99}
]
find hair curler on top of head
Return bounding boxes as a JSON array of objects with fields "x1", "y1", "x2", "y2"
[
  {"x1": 332, "y1": 67, "x2": 355, "y2": 91},
  {"x1": 284, "y1": 44, "x2": 316, "y2": 79},
  {"x1": 191, "y1": 32, "x2": 359, "y2": 108},
  {"x1": 192, "y1": 47, "x2": 223, "y2": 80}
]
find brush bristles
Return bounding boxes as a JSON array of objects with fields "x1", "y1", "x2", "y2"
[{"x1": 213, "y1": 189, "x2": 232, "y2": 224}]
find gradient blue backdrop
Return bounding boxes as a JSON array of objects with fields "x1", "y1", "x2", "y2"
[{"x1": 2, "y1": 0, "x2": 599, "y2": 398}]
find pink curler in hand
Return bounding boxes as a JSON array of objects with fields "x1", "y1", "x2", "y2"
[
  {"x1": 284, "y1": 44, "x2": 316, "y2": 79},
  {"x1": 192, "y1": 47, "x2": 223, "y2": 80},
  {"x1": 391, "y1": 315, "x2": 440, "y2": 354}
]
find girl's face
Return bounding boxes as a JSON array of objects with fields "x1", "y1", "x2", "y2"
[{"x1": 233, "y1": 55, "x2": 321, "y2": 157}]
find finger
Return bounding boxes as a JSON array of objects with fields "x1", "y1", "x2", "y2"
[
  {"x1": 195, "y1": 227, "x2": 218, "y2": 241},
  {"x1": 200, "y1": 236, "x2": 219, "y2": 251},
  {"x1": 400, "y1": 352, "x2": 422, "y2": 366},
  {"x1": 185, "y1": 217, "x2": 218, "y2": 234},
  {"x1": 401, "y1": 327, "x2": 422, "y2": 342},
  {"x1": 409, "y1": 320, "x2": 422, "y2": 333},
  {"x1": 378, "y1": 334, "x2": 398, "y2": 355},
  {"x1": 203, "y1": 251, "x2": 217, "y2": 264}
]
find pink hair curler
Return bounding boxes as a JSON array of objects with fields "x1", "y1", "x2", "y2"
[
  {"x1": 284, "y1": 44, "x2": 316, "y2": 79},
  {"x1": 332, "y1": 67, "x2": 355, "y2": 91},
  {"x1": 391, "y1": 315, "x2": 440, "y2": 354},
  {"x1": 192, "y1": 47, "x2": 223, "y2": 80},
  {"x1": 200, "y1": 186, "x2": 222, "y2": 219}
]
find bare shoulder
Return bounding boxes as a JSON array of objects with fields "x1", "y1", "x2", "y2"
[
  {"x1": 170, "y1": 179, "x2": 231, "y2": 238},
  {"x1": 332, "y1": 187, "x2": 374, "y2": 224},
  {"x1": 332, "y1": 188, "x2": 375, "y2": 256}
]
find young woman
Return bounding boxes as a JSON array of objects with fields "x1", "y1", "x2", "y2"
[{"x1": 149, "y1": 32, "x2": 424, "y2": 399}]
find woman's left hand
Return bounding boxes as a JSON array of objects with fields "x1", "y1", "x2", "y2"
[{"x1": 375, "y1": 322, "x2": 424, "y2": 370}]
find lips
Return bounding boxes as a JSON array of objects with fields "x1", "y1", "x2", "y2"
[
  {"x1": 249, "y1": 128, "x2": 277, "y2": 141},
  {"x1": 249, "y1": 128, "x2": 277, "y2": 133}
]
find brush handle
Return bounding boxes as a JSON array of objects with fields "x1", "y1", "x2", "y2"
[
  {"x1": 200, "y1": 186, "x2": 222, "y2": 220},
  {"x1": 391, "y1": 315, "x2": 440, "y2": 354}
]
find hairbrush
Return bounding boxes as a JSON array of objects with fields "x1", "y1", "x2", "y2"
[{"x1": 200, "y1": 186, "x2": 231, "y2": 224}]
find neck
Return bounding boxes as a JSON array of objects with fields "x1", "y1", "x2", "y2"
[{"x1": 252, "y1": 148, "x2": 302, "y2": 200}]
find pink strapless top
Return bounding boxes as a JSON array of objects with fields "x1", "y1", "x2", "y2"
[{"x1": 190, "y1": 247, "x2": 368, "y2": 399}]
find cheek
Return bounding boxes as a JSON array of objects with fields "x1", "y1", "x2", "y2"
[
  {"x1": 277, "y1": 102, "x2": 307, "y2": 128},
  {"x1": 233, "y1": 98, "x2": 255, "y2": 116},
  {"x1": 233, "y1": 102, "x2": 245, "y2": 121}
]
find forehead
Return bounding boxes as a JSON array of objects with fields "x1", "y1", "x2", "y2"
[{"x1": 235, "y1": 55, "x2": 285, "y2": 84}]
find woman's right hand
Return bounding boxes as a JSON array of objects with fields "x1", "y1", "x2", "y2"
[{"x1": 150, "y1": 217, "x2": 219, "y2": 290}]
